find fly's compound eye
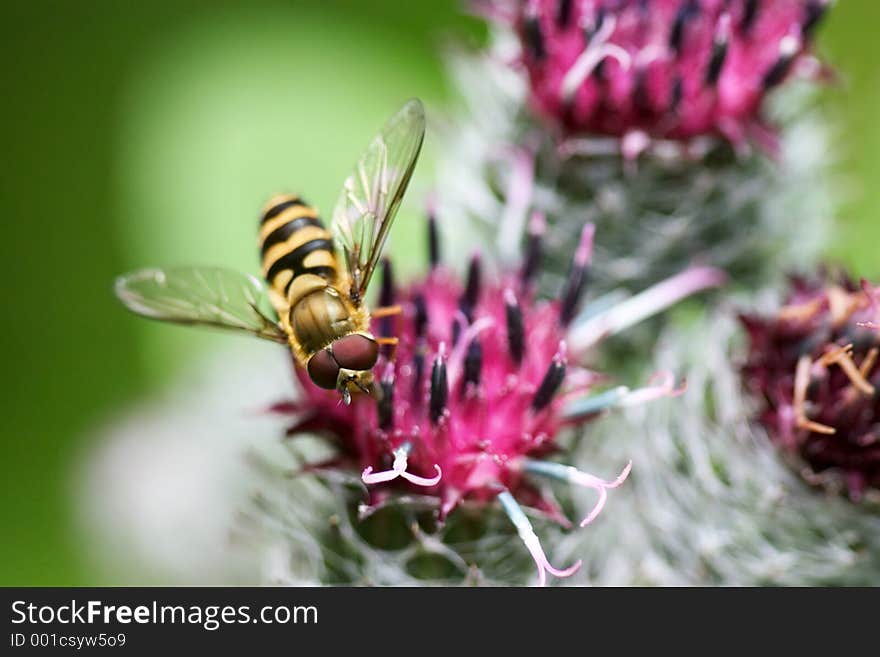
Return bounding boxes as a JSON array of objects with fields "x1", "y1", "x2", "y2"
[
  {"x1": 307, "y1": 349, "x2": 340, "y2": 390},
  {"x1": 331, "y1": 334, "x2": 379, "y2": 372}
]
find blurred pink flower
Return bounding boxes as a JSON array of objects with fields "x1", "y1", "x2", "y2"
[
  {"x1": 503, "y1": 0, "x2": 830, "y2": 150},
  {"x1": 742, "y1": 272, "x2": 880, "y2": 501}
]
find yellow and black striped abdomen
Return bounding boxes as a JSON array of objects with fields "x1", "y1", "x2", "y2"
[{"x1": 258, "y1": 194, "x2": 338, "y2": 299}]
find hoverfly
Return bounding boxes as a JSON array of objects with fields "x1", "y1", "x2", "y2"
[{"x1": 115, "y1": 99, "x2": 426, "y2": 403}]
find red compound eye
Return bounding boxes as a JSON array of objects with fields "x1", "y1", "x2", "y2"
[
  {"x1": 307, "y1": 349, "x2": 340, "y2": 390},
  {"x1": 331, "y1": 334, "x2": 379, "y2": 372}
]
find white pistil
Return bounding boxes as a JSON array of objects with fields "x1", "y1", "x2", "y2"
[{"x1": 362, "y1": 444, "x2": 442, "y2": 487}]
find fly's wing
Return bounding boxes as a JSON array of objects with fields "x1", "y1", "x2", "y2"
[
  {"x1": 330, "y1": 98, "x2": 425, "y2": 303},
  {"x1": 114, "y1": 266, "x2": 288, "y2": 343}
]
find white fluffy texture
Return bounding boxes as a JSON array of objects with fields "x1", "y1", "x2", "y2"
[
  {"x1": 78, "y1": 344, "x2": 297, "y2": 584},
  {"x1": 435, "y1": 29, "x2": 835, "y2": 294},
  {"x1": 550, "y1": 310, "x2": 880, "y2": 586}
]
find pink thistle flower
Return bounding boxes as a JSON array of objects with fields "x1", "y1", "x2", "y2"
[
  {"x1": 275, "y1": 215, "x2": 724, "y2": 585},
  {"x1": 741, "y1": 271, "x2": 880, "y2": 501},
  {"x1": 505, "y1": 0, "x2": 831, "y2": 149}
]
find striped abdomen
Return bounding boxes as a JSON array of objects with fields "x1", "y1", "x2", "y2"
[
  {"x1": 259, "y1": 194, "x2": 338, "y2": 299},
  {"x1": 260, "y1": 193, "x2": 361, "y2": 361}
]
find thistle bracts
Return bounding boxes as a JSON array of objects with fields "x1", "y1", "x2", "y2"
[{"x1": 741, "y1": 272, "x2": 880, "y2": 501}]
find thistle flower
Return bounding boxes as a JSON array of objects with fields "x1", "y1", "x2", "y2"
[
  {"x1": 741, "y1": 272, "x2": 880, "y2": 501},
  {"x1": 437, "y1": 1, "x2": 834, "y2": 294},
  {"x1": 561, "y1": 310, "x2": 880, "y2": 586},
  {"x1": 271, "y1": 215, "x2": 723, "y2": 584},
  {"x1": 512, "y1": 0, "x2": 830, "y2": 149}
]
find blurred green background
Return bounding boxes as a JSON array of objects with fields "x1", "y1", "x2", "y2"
[{"x1": 0, "y1": 1, "x2": 877, "y2": 585}]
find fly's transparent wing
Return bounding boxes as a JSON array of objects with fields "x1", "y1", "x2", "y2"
[
  {"x1": 331, "y1": 98, "x2": 425, "y2": 302},
  {"x1": 114, "y1": 266, "x2": 288, "y2": 343}
]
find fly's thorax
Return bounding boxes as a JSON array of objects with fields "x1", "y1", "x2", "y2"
[{"x1": 289, "y1": 287, "x2": 357, "y2": 355}]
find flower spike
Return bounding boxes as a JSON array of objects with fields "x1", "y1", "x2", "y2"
[
  {"x1": 618, "y1": 371, "x2": 686, "y2": 407},
  {"x1": 568, "y1": 265, "x2": 726, "y2": 353},
  {"x1": 563, "y1": 386, "x2": 630, "y2": 419},
  {"x1": 498, "y1": 490, "x2": 581, "y2": 587},
  {"x1": 426, "y1": 192, "x2": 441, "y2": 268},
  {"x1": 560, "y1": 15, "x2": 631, "y2": 103},
  {"x1": 524, "y1": 460, "x2": 632, "y2": 527},
  {"x1": 521, "y1": 211, "x2": 546, "y2": 287},
  {"x1": 532, "y1": 342, "x2": 567, "y2": 411},
  {"x1": 497, "y1": 146, "x2": 536, "y2": 263},
  {"x1": 504, "y1": 288, "x2": 526, "y2": 365},
  {"x1": 562, "y1": 373, "x2": 685, "y2": 420},
  {"x1": 558, "y1": 224, "x2": 595, "y2": 326},
  {"x1": 430, "y1": 344, "x2": 449, "y2": 425}
]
